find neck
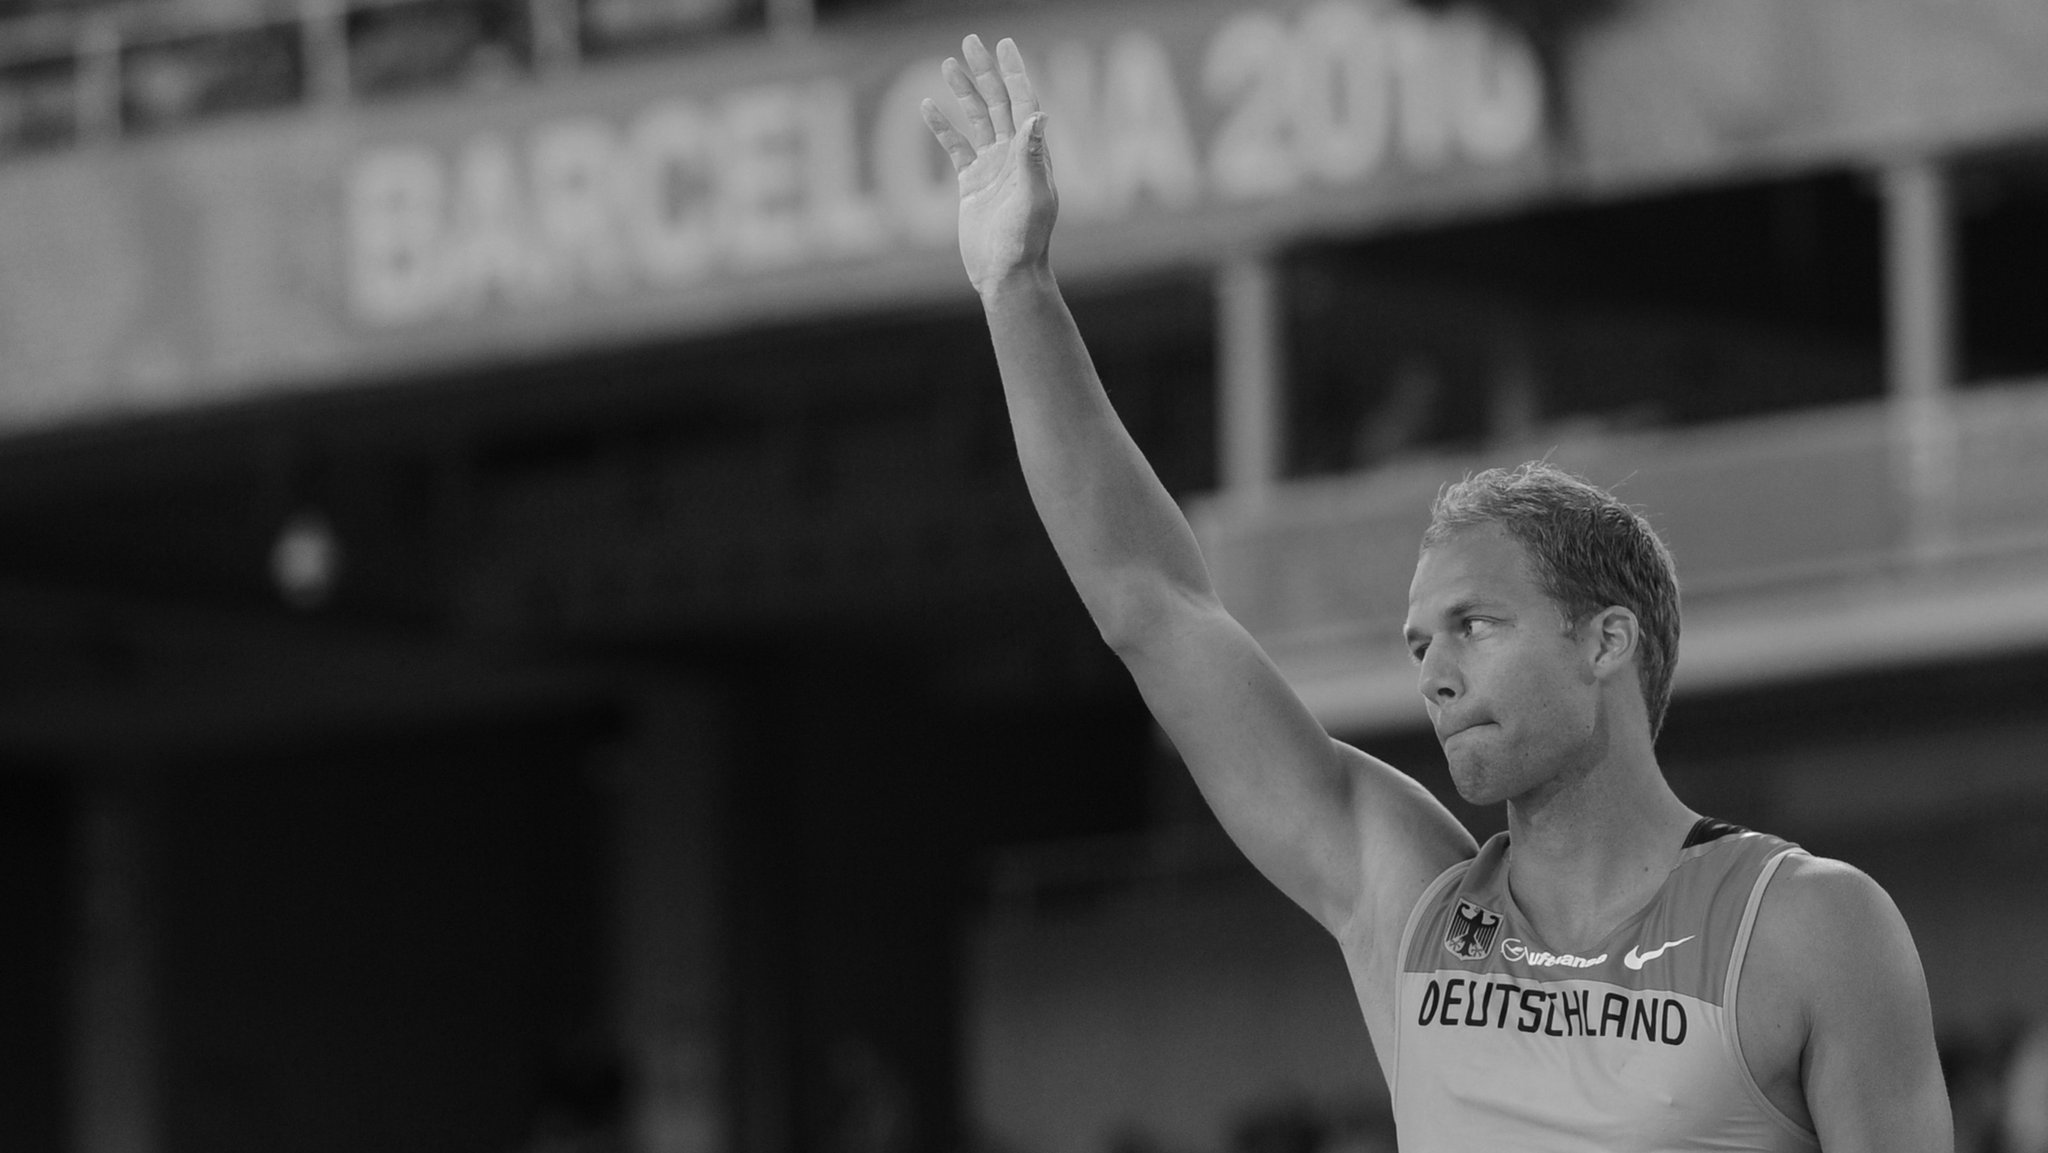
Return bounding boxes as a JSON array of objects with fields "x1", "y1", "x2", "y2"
[{"x1": 1502, "y1": 738, "x2": 1698, "y2": 950}]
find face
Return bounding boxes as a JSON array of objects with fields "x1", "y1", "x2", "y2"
[{"x1": 1404, "y1": 524, "x2": 1606, "y2": 806}]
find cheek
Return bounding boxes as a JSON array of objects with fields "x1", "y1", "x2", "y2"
[{"x1": 1502, "y1": 656, "x2": 1596, "y2": 736}]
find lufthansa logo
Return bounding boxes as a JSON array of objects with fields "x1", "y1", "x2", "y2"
[{"x1": 1500, "y1": 938, "x2": 1608, "y2": 969}]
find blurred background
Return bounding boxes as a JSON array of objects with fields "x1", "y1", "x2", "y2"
[{"x1": 1, "y1": 0, "x2": 2046, "y2": 1150}]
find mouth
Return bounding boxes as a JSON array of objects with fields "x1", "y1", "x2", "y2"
[{"x1": 1439, "y1": 720, "x2": 1494, "y2": 743}]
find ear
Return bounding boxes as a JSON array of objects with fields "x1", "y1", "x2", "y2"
[{"x1": 1583, "y1": 606, "x2": 1640, "y2": 682}]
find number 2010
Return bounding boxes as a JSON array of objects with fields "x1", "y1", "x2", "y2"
[{"x1": 1203, "y1": 0, "x2": 1544, "y2": 199}]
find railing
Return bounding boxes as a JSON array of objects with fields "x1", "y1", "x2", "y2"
[
  {"x1": 1190, "y1": 377, "x2": 2048, "y2": 669},
  {"x1": 0, "y1": 0, "x2": 751, "y2": 150}
]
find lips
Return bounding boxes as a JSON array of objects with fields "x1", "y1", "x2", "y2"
[{"x1": 1438, "y1": 719, "x2": 1493, "y2": 742}]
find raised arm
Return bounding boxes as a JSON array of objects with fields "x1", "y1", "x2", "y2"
[{"x1": 921, "y1": 36, "x2": 1474, "y2": 1005}]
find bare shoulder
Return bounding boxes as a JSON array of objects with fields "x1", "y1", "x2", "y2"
[
  {"x1": 1754, "y1": 854, "x2": 1916, "y2": 966},
  {"x1": 1325, "y1": 741, "x2": 1476, "y2": 1032},
  {"x1": 1126, "y1": 602, "x2": 1472, "y2": 944},
  {"x1": 1744, "y1": 854, "x2": 1922, "y2": 1043},
  {"x1": 1740, "y1": 852, "x2": 1952, "y2": 1151},
  {"x1": 1333, "y1": 738, "x2": 1477, "y2": 932}
]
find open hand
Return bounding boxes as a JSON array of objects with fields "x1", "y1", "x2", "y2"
[{"x1": 920, "y1": 35, "x2": 1058, "y2": 298}]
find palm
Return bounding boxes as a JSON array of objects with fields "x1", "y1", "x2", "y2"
[
  {"x1": 921, "y1": 35, "x2": 1058, "y2": 295},
  {"x1": 954, "y1": 130, "x2": 1053, "y2": 289}
]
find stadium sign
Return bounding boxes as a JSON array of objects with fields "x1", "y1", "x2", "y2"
[
  {"x1": 6, "y1": 0, "x2": 2048, "y2": 434},
  {"x1": 344, "y1": 0, "x2": 1543, "y2": 326}
]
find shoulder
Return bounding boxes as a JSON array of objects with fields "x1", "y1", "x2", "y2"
[
  {"x1": 1745, "y1": 853, "x2": 1929, "y2": 1035},
  {"x1": 1333, "y1": 740, "x2": 1480, "y2": 907},
  {"x1": 1755, "y1": 854, "x2": 1916, "y2": 961},
  {"x1": 1741, "y1": 859, "x2": 1952, "y2": 1149},
  {"x1": 1327, "y1": 742, "x2": 1477, "y2": 936}
]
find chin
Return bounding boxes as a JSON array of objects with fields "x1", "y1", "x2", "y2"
[
  {"x1": 1446, "y1": 745, "x2": 1540, "y2": 808},
  {"x1": 1445, "y1": 756, "x2": 1509, "y2": 807},
  {"x1": 1454, "y1": 778, "x2": 1516, "y2": 808}
]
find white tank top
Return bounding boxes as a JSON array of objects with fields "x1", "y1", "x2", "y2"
[{"x1": 1390, "y1": 819, "x2": 1820, "y2": 1153}]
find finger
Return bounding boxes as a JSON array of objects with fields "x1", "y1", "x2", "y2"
[
  {"x1": 996, "y1": 37, "x2": 1038, "y2": 125},
  {"x1": 962, "y1": 33, "x2": 1015, "y2": 141},
  {"x1": 920, "y1": 98, "x2": 977, "y2": 172},
  {"x1": 941, "y1": 56, "x2": 994, "y2": 150}
]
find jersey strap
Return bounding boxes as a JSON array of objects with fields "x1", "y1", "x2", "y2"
[{"x1": 1684, "y1": 816, "x2": 1748, "y2": 848}]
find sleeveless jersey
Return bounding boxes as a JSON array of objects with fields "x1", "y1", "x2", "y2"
[{"x1": 1390, "y1": 819, "x2": 1819, "y2": 1153}]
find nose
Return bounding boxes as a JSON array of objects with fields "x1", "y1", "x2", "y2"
[{"x1": 1417, "y1": 643, "x2": 1460, "y2": 707}]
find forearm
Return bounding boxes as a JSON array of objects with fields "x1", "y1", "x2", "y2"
[{"x1": 980, "y1": 266, "x2": 1215, "y2": 645}]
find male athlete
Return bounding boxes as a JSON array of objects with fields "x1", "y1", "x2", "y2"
[{"x1": 922, "y1": 35, "x2": 1953, "y2": 1152}]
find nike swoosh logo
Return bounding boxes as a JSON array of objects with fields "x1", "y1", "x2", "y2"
[{"x1": 1622, "y1": 935, "x2": 1696, "y2": 970}]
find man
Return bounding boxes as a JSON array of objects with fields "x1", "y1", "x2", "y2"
[{"x1": 921, "y1": 34, "x2": 1952, "y2": 1152}]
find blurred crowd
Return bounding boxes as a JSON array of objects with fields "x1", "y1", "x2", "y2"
[
  {"x1": 489, "y1": 1016, "x2": 2048, "y2": 1153},
  {"x1": 0, "y1": 0, "x2": 1064, "y2": 150},
  {"x1": 1950, "y1": 1018, "x2": 2048, "y2": 1153},
  {"x1": 1134, "y1": 1021, "x2": 2048, "y2": 1153},
  {"x1": 0, "y1": 0, "x2": 750, "y2": 152},
  {"x1": 1085, "y1": 1017, "x2": 2048, "y2": 1153}
]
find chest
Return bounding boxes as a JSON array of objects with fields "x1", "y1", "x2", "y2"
[
  {"x1": 1384, "y1": 848, "x2": 1815, "y2": 1153},
  {"x1": 1395, "y1": 970, "x2": 1751, "y2": 1152}
]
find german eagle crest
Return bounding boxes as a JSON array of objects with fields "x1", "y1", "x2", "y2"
[{"x1": 1444, "y1": 899, "x2": 1503, "y2": 961}]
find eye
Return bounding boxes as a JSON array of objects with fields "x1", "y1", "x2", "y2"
[
  {"x1": 1461, "y1": 616, "x2": 1495, "y2": 638},
  {"x1": 1408, "y1": 641, "x2": 1429, "y2": 664}
]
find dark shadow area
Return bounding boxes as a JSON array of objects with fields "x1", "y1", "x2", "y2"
[
  {"x1": 1285, "y1": 171, "x2": 1884, "y2": 477},
  {"x1": 155, "y1": 715, "x2": 610, "y2": 1153},
  {"x1": 0, "y1": 767, "x2": 68, "y2": 1153},
  {"x1": 1956, "y1": 142, "x2": 2048, "y2": 384}
]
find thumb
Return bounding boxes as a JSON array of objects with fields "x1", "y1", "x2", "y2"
[{"x1": 1011, "y1": 112, "x2": 1053, "y2": 192}]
